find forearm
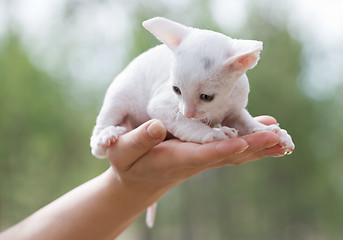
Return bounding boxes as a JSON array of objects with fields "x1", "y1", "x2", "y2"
[{"x1": 0, "y1": 169, "x2": 164, "y2": 240}]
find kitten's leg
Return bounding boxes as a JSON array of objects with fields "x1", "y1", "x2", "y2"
[
  {"x1": 223, "y1": 109, "x2": 295, "y2": 153},
  {"x1": 169, "y1": 117, "x2": 235, "y2": 143},
  {"x1": 90, "y1": 103, "x2": 128, "y2": 158},
  {"x1": 147, "y1": 99, "x2": 235, "y2": 143}
]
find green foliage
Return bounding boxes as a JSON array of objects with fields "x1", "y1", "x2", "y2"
[{"x1": 0, "y1": 35, "x2": 108, "y2": 229}]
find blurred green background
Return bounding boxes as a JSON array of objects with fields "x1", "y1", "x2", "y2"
[{"x1": 1, "y1": 0, "x2": 343, "y2": 239}]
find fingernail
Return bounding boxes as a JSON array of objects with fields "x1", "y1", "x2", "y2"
[
  {"x1": 234, "y1": 144, "x2": 249, "y2": 154},
  {"x1": 147, "y1": 120, "x2": 166, "y2": 139},
  {"x1": 264, "y1": 141, "x2": 279, "y2": 149},
  {"x1": 273, "y1": 152, "x2": 286, "y2": 158}
]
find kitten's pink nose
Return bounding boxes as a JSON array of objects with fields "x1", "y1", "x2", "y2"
[{"x1": 184, "y1": 110, "x2": 196, "y2": 119}]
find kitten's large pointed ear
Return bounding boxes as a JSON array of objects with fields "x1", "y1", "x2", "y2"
[
  {"x1": 224, "y1": 40, "x2": 263, "y2": 75},
  {"x1": 143, "y1": 17, "x2": 190, "y2": 52}
]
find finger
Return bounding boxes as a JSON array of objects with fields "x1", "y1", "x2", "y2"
[
  {"x1": 254, "y1": 144, "x2": 288, "y2": 158},
  {"x1": 168, "y1": 138, "x2": 249, "y2": 169},
  {"x1": 231, "y1": 131, "x2": 279, "y2": 164},
  {"x1": 107, "y1": 119, "x2": 167, "y2": 170},
  {"x1": 210, "y1": 131, "x2": 280, "y2": 167},
  {"x1": 241, "y1": 131, "x2": 280, "y2": 152},
  {"x1": 232, "y1": 144, "x2": 288, "y2": 165},
  {"x1": 192, "y1": 118, "x2": 279, "y2": 169},
  {"x1": 254, "y1": 115, "x2": 277, "y2": 125}
]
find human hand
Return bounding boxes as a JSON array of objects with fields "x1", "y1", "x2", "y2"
[{"x1": 106, "y1": 116, "x2": 286, "y2": 198}]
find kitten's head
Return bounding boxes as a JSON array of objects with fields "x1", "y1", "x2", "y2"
[{"x1": 143, "y1": 17, "x2": 262, "y2": 122}]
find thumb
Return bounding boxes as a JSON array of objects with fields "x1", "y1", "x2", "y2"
[{"x1": 107, "y1": 119, "x2": 167, "y2": 170}]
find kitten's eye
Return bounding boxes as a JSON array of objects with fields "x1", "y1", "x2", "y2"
[
  {"x1": 200, "y1": 94, "x2": 214, "y2": 102},
  {"x1": 173, "y1": 86, "x2": 182, "y2": 95}
]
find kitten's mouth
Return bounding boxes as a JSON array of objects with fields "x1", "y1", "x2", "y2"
[
  {"x1": 175, "y1": 107, "x2": 210, "y2": 123},
  {"x1": 185, "y1": 111, "x2": 206, "y2": 120},
  {"x1": 189, "y1": 117, "x2": 200, "y2": 121},
  {"x1": 184, "y1": 112, "x2": 209, "y2": 122},
  {"x1": 186, "y1": 115, "x2": 203, "y2": 121},
  {"x1": 189, "y1": 116, "x2": 212, "y2": 125}
]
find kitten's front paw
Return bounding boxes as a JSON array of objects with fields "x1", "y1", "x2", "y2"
[
  {"x1": 97, "y1": 126, "x2": 127, "y2": 147},
  {"x1": 202, "y1": 126, "x2": 238, "y2": 143},
  {"x1": 91, "y1": 126, "x2": 127, "y2": 158},
  {"x1": 253, "y1": 124, "x2": 295, "y2": 154},
  {"x1": 220, "y1": 126, "x2": 239, "y2": 138}
]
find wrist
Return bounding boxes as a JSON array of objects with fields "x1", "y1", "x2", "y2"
[{"x1": 104, "y1": 168, "x2": 170, "y2": 211}]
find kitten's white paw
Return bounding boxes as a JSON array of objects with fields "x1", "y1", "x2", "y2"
[
  {"x1": 253, "y1": 124, "x2": 295, "y2": 154},
  {"x1": 98, "y1": 126, "x2": 127, "y2": 147},
  {"x1": 202, "y1": 126, "x2": 238, "y2": 143},
  {"x1": 91, "y1": 126, "x2": 127, "y2": 158},
  {"x1": 220, "y1": 126, "x2": 239, "y2": 138}
]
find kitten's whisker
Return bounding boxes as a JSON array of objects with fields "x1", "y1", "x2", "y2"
[
  {"x1": 171, "y1": 106, "x2": 181, "y2": 120},
  {"x1": 177, "y1": 110, "x2": 183, "y2": 120},
  {"x1": 201, "y1": 116, "x2": 211, "y2": 126},
  {"x1": 201, "y1": 112, "x2": 212, "y2": 126}
]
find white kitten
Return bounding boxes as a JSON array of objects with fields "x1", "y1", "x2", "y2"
[
  {"x1": 90, "y1": 17, "x2": 294, "y2": 157},
  {"x1": 90, "y1": 17, "x2": 295, "y2": 227}
]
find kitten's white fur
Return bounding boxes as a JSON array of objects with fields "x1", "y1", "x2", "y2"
[
  {"x1": 90, "y1": 17, "x2": 295, "y2": 227},
  {"x1": 91, "y1": 17, "x2": 294, "y2": 157}
]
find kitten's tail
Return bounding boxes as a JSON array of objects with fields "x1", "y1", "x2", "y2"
[{"x1": 146, "y1": 202, "x2": 158, "y2": 228}]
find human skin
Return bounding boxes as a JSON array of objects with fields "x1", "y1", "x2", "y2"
[{"x1": 0, "y1": 116, "x2": 287, "y2": 240}]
